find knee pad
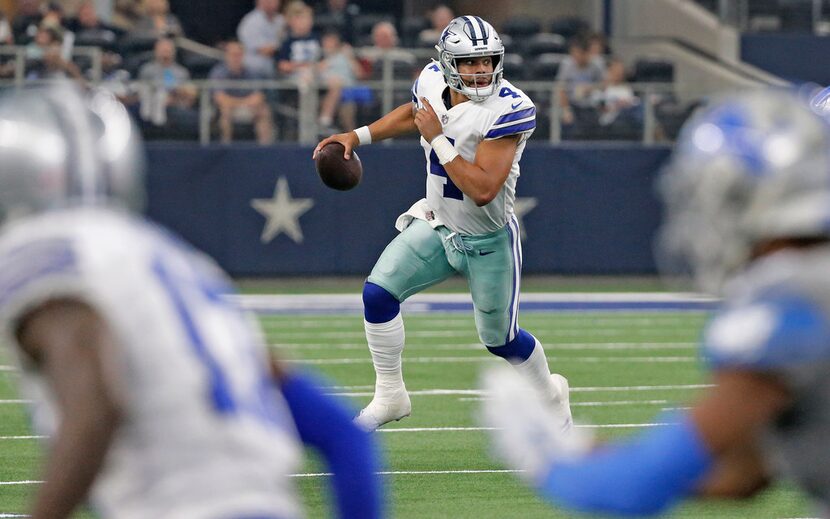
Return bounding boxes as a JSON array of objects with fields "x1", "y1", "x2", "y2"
[
  {"x1": 363, "y1": 281, "x2": 401, "y2": 323},
  {"x1": 486, "y1": 329, "x2": 536, "y2": 363}
]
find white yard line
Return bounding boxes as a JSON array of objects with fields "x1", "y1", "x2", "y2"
[
  {"x1": 290, "y1": 469, "x2": 521, "y2": 478},
  {"x1": 331, "y1": 384, "x2": 712, "y2": 398},
  {"x1": 291, "y1": 355, "x2": 697, "y2": 365},
  {"x1": 266, "y1": 329, "x2": 699, "y2": 340},
  {"x1": 377, "y1": 423, "x2": 674, "y2": 433},
  {"x1": 458, "y1": 398, "x2": 672, "y2": 407},
  {"x1": 273, "y1": 342, "x2": 698, "y2": 351}
]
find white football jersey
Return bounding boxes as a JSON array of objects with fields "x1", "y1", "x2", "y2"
[
  {"x1": 412, "y1": 61, "x2": 535, "y2": 235},
  {"x1": 0, "y1": 208, "x2": 304, "y2": 519}
]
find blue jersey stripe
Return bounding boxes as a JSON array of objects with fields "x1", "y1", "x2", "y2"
[
  {"x1": 494, "y1": 107, "x2": 536, "y2": 125},
  {"x1": 486, "y1": 120, "x2": 536, "y2": 139},
  {"x1": 0, "y1": 239, "x2": 78, "y2": 311}
]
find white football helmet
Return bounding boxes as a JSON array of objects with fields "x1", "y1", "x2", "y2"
[
  {"x1": 0, "y1": 83, "x2": 144, "y2": 224},
  {"x1": 657, "y1": 89, "x2": 830, "y2": 294},
  {"x1": 435, "y1": 16, "x2": 504, "y2": 102}
]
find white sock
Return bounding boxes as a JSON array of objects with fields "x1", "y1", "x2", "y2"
[
  {"x1": 364, "y1": 312, "x2": 405, "y2": 398},
  {"x1": 512, "y1": 338, "x2": 561, "y2": 403}
]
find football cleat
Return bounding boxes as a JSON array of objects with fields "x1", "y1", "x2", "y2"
[
  {"x1": 549, "y1": 373, "x2": 573, "y2": 433},
  {"x1": 478, "y1": 366, "x2": 592, "y2": 484},
  {"x1": 354, "y1": 389, "x2": 412, "y2": 432}
]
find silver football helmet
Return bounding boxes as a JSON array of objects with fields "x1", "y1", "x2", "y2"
[
  {"x1": 435, "y1": 16, "x2": 504, "y2": 103},
  {"x1": 657, "y1": 89, "x2": 830, "y2": 294},
  {"x1": 0, "y1": 83, "x2": 144, "y2": 224}
]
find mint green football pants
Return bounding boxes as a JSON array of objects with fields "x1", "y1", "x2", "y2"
[{"x1": 367, "y1": 218, "x2": 523, "y2": 347}]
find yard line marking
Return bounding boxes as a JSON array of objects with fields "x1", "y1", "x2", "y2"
[
  {"x1": 266, "y1": 329, "x2": 700, "y2": 340},
  {"x1": 0, "y1": 480, "x2": 42, "y2": 485},
  {"x1": 550, "y1": 342, "x2": 696, "y2": 350},
  {"x1": 0, "y1": 366, "x2": 17, "y2": 372},
  {"x1": 290, "y1": 469, "x2": 520, "y2": 478},
  {"x1": 291, "y1": 356, "x2": 697, "y2": 365},
  {"x1": 378, "y1": 423, "x2": 674, "y2": 433},
  {"x1": 331, "y1": 384, "x2": 712, "y2": 398},
  {"x1": 0, "y1": 514, "x2": 29, "y2": 517},
  {"x1": 273, "y1": 342, "x2": 698, "y2": 352},
  {"x1": 0, "y1": 400, "x2": 29, "y2": 404},
  {"x1": 458, "y1": 398, "x2": 672, "y2": 407},
  {"x1": 0, "y1": 418, "x2": 684, "y2": 442}
]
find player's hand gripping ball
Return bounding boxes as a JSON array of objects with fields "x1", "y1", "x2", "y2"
[{"x1": 314, "y1": 142, "x2": 362, "y2": 191}]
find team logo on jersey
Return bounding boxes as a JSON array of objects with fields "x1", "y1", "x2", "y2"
[{"x1": 441, "y1": 114, "x2": 449, "y2": 125}]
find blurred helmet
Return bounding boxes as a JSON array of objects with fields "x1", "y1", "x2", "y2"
[
  {"x1": 657, "y1": 89, "x2": 830, "y2": 294},
  {"x1": 0, "y1": 83, "x2": 144, "y2": 224},
  {"x1": 435, "y1": 16, "x2": 504, "y2": 103}
]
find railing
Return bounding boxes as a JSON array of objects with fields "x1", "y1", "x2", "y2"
[{"x1": 0, "y1": 45, "x2": 701, "y2": 145}]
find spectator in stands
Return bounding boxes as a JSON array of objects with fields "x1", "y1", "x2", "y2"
[
  {"x1": 137, "y1": 37, "x2": 197, "y2": 125},
  {"x1": 98, "y1": 51, "x2": 139, "y2": 110},
  {"x1": 24, "y1": 24, "x2": 83, "y2": 82},
  {"x1": 318, "y1": 28, "x2": 365, "y2": 132},
  {"x1": 237, "y1": 0, "x2": 286, "y2": 78},
  {"x1": 25, "y1": 22, "x2": 62, "y2": 61},
  {"x1": 209, "y1": 40, "x2": 274, "y2": 145},
  {"x1": 587, "y1": 31, "x2": 609, "y2": 70},
  {"x1": 556, "y1": 35, "x2": 605, "y2": 126},
  {"x1": 130, "y1": 0, "x2": 183, "y2": 39},
  {"x1": 13, "y1": 0, "x2": 45, "y2": 44},
  {"x1": 595, "y1": 58, "x2": 640, "y2": 126},
  {"x1": 0, "y1": 13, "x2": 13, "y2": 45},
  {"x1": 361, "y1": 21, "x2": 416, "y2": 78},
  {"x1": 68, "y1": 1, "x2": 122, "y2": 46},
  {"x1": 112, "y1": 0, "x2": 143, "y2": 31},
  {"x1": 316, "y1": 0, "x2": 359, "y2": 45},
  {"x1": 277, "y1": 2, "x2": 320, "y2": 88},
  {"x1": 418, "y1": 4, "x2": 454, "y2": 47}
]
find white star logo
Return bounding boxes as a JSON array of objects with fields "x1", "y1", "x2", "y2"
[
  {"x1": 513, "y1": 197, "x2": 537, "y2": 241},
  {"x1": 250, "y1": 177, "x2": 314, "y2": 244}
]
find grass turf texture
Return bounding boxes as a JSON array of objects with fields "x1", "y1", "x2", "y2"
[{"x1": 0, "y1": 310, "x2": 813, "y2": 518}]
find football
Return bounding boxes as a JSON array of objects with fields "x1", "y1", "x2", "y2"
[{"x1": 315, "y1": 142, "x2": 363, "y2": 191}]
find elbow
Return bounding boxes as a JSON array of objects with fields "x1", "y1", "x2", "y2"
[{"x1": 472, "y1": 190, "x2": 497, "y2": 207}]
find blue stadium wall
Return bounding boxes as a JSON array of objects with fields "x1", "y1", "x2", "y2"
[{"x1": 145, "y1": 143, "x2": 671, "y2": 276}]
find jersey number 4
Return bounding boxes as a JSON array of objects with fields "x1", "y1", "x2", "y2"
[{"x1": 429, "y1": 136, "x2": 463, "y2": 200}]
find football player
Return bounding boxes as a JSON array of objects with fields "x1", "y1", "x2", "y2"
[
  {"x1": 0, "y1": 84, "x2": 383, "y2": 519},
  {"x1": 481, "y1": 90, "x2": 830, "y2": 516},
  {"x1": 313, "y1": 16, "x2": 572, "y2": 431}
]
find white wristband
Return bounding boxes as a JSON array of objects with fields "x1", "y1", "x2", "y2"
[
  {"x1": 354, "y1": 126, "x2": 372, "y2": 145},
  {"x1": 430, "y1": 134, "x2": 459, "y2": 165}
]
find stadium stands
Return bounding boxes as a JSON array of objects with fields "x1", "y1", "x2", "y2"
[{"x1": 0, "y1": 2, "x2": 716, "y2": 144}]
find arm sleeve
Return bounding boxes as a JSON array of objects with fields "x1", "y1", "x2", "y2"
[
  {"x1": 280, "y1": 371, "x2": 385, "y2": 519},
  {"x1": 539, "y1": 414, "x2": 712, "y2": 516}
]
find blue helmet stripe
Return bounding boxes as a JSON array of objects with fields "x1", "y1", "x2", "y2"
[
  {"x1": 463, "y1": 16, "x2": 480, "y2": 45},
  {"x1": 473, "y1": 16, "x2": 489, "y2": 44}
]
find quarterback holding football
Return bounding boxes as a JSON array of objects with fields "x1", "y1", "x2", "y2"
[{"x1": 314, "y1": 16, "x2": 572, "y2": 432}]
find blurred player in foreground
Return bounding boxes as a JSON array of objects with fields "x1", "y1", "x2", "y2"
[
  {"x1": 481, "y1": 89, "x2": 830, "y2": 516},
  {"x1": 0, "y1": 84, "x2": 383, "y2": 519},
  {"x1": 313, "y1": 16, "x2": 572, "y2": 432}
]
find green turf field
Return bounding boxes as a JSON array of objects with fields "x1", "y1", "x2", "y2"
[{"x1": 0, "y1": 309, "x2": 815, "y2": 518}]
